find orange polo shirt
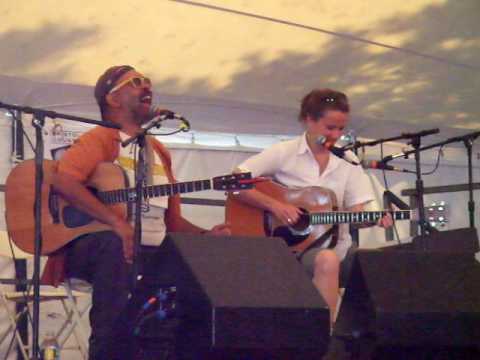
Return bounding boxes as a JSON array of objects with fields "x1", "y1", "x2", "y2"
[{"x1": 41, "y1": 126, "x2": 184, "y2": 286}]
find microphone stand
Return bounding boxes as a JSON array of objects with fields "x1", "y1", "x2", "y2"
[
  {"x1": 121, "y1": 116, "x2": 166, "y2": 291},
  {"x1": 32, "y1": 112, "x2": 45, "y2": 360},
  {"x1": 384, "y1": 130, "x2": 480, "y2": 233},
  {"x1": 0, "y1": 101, "x2": 119, "y2": 360},
  {"x1": 372, "y1": 129, "x2": 440, "y2": 242},
  {"x1": 343, "y1": 128, "x2": 440, "y2": 151},
  {"x1": 411, "y1": 134, "x2": 429, "y2": 241},
  {"x1": 446, "y1": 131, "x2": 480, "y2": 228},
  {"x1": 465, "y1": 137, "x2": 476, "y2": 228}
]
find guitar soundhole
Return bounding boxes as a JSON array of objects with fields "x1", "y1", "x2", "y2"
[
  {"x1": 292, "y1": 210, "x2": 310, "y2": 232},
  {"x1": 63, "y1": 206, "x2": 94, "y2": 228}
]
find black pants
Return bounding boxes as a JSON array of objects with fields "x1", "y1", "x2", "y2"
[{"x1": 65, "y1": 231, "x2": 132, "y2": 360}]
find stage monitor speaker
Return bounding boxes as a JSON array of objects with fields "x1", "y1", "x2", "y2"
[
  {"x1": 382, "y1": 227, "x2": 479, "y2": 253},
  {"x1": 334, "y1": 249, "x2": 480, "y2": 348},
  {"x1": 412, "y1": 227, "x2": 479, "y2": 253},
  {"x1": 139, "y1": 233, "x2": 330, "y2": 353}
]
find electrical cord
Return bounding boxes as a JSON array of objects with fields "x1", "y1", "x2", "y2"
[
  {"x1": 421, "y1": 145, "x2": 444, "y2": 175},
  {"x1": 150, "y1": 127, "x2": 187, "y2": 137}
]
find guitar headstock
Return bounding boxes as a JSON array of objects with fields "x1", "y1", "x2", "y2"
[
  {"x1": 425, "y1": 201, "x2": 448, "y2": 228},
  {"x1": 212, "y1": 172, "x2": 254, "y2": 191}
]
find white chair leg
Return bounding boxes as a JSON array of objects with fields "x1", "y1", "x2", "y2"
[
  {"x1": 62, "y1": 282, "x2": 91, "y2": 359},
  {"x1": 57, "y1": 298, "x2": 88, "y2": 359},
  {"x1": 0, "y1": 293, "x2": 31, "y2": 360}
]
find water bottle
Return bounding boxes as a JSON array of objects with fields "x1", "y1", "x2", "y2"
[{"x1": 40, "y1": 331, "x2": 60, "y2": 360}]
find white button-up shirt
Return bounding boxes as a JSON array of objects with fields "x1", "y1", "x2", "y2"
[{"x1": 238, "y1": 133, "x2": 375, "y2": 260}]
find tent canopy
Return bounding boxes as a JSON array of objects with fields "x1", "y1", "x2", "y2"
[{"x1": 0, "y1": 0, "x2": 479, "y2": 140}]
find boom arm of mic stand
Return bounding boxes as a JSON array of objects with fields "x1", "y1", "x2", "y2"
[
  {"x1": 344, "y1": 128, "x2": 440, "y2": 151},
  {"x1": 121, "y1": 117, "x2": 166, "y2": 147},
  {"x1": 383, "y1": 130, "x2": 480, "y2": 163},
  {"x1": 0, "y1": 101, "x2": 120, "y2": 129}
]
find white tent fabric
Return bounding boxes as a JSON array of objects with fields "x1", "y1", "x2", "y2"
[
  {"x1": 0, "y1": 74, "x2": 302, "y2": 136},
  {"x1": 0, "y1": 1, "x2": 479, "y2": 139}
]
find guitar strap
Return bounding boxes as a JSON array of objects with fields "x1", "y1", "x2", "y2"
[
  {"x1": 297, "y1": 225, "x2": 338, "y2": 259},
  {"x1": 328, "y1": 224, "x2": 339, "y2": 249}
]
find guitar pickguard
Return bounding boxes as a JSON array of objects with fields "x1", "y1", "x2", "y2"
[
  {"x1": 264, "y1": 210, "x2": 313, "y2": 246},
  {"x1": 272, "y1": 226, "x2": 308, "y2": 247},
  {"x1": 62, "y1": 206, "x2": 95, "y2": 228},
  {"x1": 61, "y1": 186, "x2": 100, "y2": 228}
]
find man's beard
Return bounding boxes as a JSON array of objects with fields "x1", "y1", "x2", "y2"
[{"x1": 133, "y1": 104, "x2": 151, "y2": 124}]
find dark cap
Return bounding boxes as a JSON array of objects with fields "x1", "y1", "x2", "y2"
[{"x1": 94, "y1": 65, "x2": 135, "y2": 106}]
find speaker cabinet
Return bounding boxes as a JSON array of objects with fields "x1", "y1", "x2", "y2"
[
  {"x1": 335, "y1": 249, "x2": 480, "y2": 348},
  {"x1": 139, "y1": 233, "x2": 330, "y2": 355},
  {"x1": 412, "y1": 227, "x2": 479, "y2": 253}
]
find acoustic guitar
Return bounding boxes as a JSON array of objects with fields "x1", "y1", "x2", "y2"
[
  {"x1": 5, "y1": 159, "x2": 253, "y2": 255},
  {"x1": 225, "y1": 180, "x2": 447, "y2": 253}
]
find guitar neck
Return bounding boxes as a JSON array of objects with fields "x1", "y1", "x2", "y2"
[
  {"x1": 97, "y1": 179, "x2": 212, "y2": 204},
  {"x1": 310, "y1": 210, "x2": 411, "y2": 225}
]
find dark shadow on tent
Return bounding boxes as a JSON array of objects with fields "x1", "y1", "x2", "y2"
[{"x1": 155, "y1": 0, "x2": 480, "y2": 139}]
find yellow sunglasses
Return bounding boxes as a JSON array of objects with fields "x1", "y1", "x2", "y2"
[{"x1": 108, "y1": 76, "x2": 152, "y2": 94}]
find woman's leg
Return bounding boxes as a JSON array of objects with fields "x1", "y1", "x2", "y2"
[{"x1": 311, "y1": 249, "x2": 340, "y2": 324}]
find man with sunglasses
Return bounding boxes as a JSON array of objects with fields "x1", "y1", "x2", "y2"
[
  {"x1": 42, "y1": 65, "x2": 230, "y2": 359},
  {"x1": 232, "y1": 88, "x2": 393, "y2": 330}
]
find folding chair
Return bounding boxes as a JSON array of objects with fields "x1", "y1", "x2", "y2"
[{"x1": 0, "y1": 231, "x2": 91, "y2": 359}]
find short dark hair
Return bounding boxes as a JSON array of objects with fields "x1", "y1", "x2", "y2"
[
  {"x1": 298, "y1": 88, "x2": 349, "y2": 121},
  {"x1": 94, "y1": 65, "x2": 134, "y2": 119}
]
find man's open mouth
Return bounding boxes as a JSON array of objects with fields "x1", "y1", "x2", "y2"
[{"x1": 140, "y1": 94, "x2": 152, "y2": 104}]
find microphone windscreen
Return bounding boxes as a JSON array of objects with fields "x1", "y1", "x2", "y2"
[
  {"x1": 315, "y1": 135, "x2": 327, "y2": 146},
  {"x1": 149, "y1": 105, "x2": 174, "y2": 119}
]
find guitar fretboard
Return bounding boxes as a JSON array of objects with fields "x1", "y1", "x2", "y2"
[
  {"x1": 310, "y1": 210, "x2": 411, "y2": 225},
  {"x1": 97, "y1": 180, "x2": 212, "y2": 205}
]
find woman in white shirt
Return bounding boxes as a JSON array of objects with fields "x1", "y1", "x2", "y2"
[{"x1": 235, "y1": 89, "x2": 392, "y2": 325}]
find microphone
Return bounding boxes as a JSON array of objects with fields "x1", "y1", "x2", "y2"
[
  {"x1": 381, "y1": 151, "x2": 409, "y2": 163},
  {"x1": 178, "y1": 118, "x2": 191, "y2": 132},
  {"x1": 315, "y1": 135, "x2": 327, "y2": 146},
  {"x1": 316, "y1": 135, "x2": 341, "y2": 154},
  {"x1": 361, "y1": 160, "x2": 410, "y2": 172},
  {"x1": 316, "y1": 135, "x2": 341, "y2": 155},
  {"x1": 316, "y1": 135, "x2": 360, "y2": 165},
  {"x1": 334, "y1": 147, "x2": 360, "y2": 165},
  {"x1": 148, "y1": 105, "x2": 191, "y2": 132}
]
